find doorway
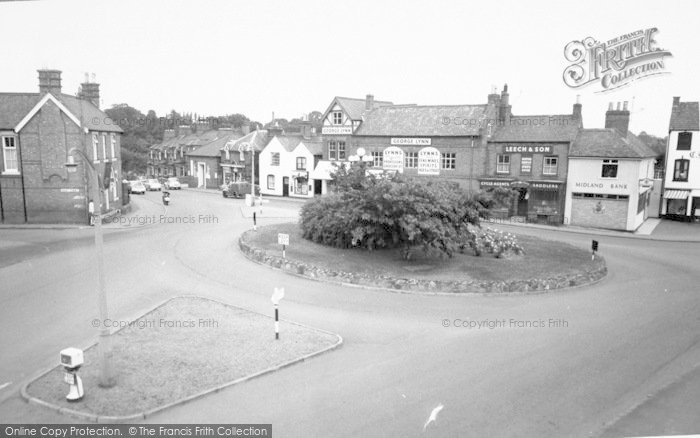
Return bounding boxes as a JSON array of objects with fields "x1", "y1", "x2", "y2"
[
  {"x1": 517, "y1": 188, "x2": 528, "y2": 216},
  {"x1": 314, "y1": 180, "x2": 322, "y2": 196},
  {"x1": 282, "y1": 177, "x2": 289, "y2": 197}
]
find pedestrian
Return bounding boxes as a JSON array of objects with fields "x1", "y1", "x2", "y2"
[{"x1": 88, "y1": 199, "x2": 95, "y2": 226}]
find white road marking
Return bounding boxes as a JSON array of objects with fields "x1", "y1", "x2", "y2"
[
  {"x1": 0, "y1": 382, "x2": 12, "y2": 391},
  {"x1": 423, "y1": 403, "x2": 444, "y2": 431}
]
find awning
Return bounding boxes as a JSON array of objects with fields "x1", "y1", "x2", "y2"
[{"x1": 663, "y1": 190, "x2": 690, "y2": 199}]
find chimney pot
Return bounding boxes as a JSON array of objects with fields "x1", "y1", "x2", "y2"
[
  {"x1": 672, "y1": 96, "x2": 680, "y2": 107},
  {"x1": 623, "y1": 101, "x2": 628, "y2": 111}
]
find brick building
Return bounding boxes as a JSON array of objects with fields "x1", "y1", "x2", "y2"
[
  {"x1": 185, "y1": 129, "x2": 242, "y2": 188},
  {"x1": 565, "y1": 102, "x2": 656, "y2": 231},
  {"x1": 482, "y1": 89, "x2": 582, "y2": 224},
  {"x1": 0, "y1": 69, "x2": 123, "y2": 224}
]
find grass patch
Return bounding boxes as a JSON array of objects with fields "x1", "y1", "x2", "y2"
[
  {"x1": 249, "y1": 222, "x2": 599, "y2": 283},
  {"x1": 26, "y1": 297, "x2": 340, "y2": 417}
]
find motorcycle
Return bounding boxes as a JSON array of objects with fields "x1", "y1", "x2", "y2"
[{"x1": 162, "y1": 191, "x2": 171, "y2": 206}]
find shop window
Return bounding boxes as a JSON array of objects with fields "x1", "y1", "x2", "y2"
[
  {"x1": 332, "y1": 111, "x2": 343, "y2": 125},
  {"x1": 543, "y1": 156, "x2": 558, "y2": 175},
  {"x1": 296, "y1": 157, "x2": 307, "y2": 170},
  {"x1": 371, "y1": 151, "x2": 383, "y2": 168},
  {"x1": 497, "y1": 154, "x2": 510, "y2": 174},
  {"x1": 441, "y1": 153, "x2": 456, "y2": 170},
  {"x1": 2, "y1": 136, "x2": 19, "y2": 174},
  {"x1": 673, "y1": 159, "x2": 689, "y2": 182},
  {"x1": 637, "y1": 191, "x2": 646, "y2": 214},
  {"x1": 520, "y1": 156, "x2": 532, "y2": 174},
  {"x1": 271, "y1": 152, "x2": 280, "y2": 166},
  {"x1": 677, "y1": 132, "x2": 692, "y2": 150},
  {"x1": 601, "y1": 159, "x2": 618, "y2": 178},
  {"x1": 267, "y1": 175, "x2": 275, "y2": 190},
  {"x1": 667, "y1": 198, "x2": 687, "y2": 215},
  {"x1": 405, "y1": 152, "x2": 418, "y2": 168}
]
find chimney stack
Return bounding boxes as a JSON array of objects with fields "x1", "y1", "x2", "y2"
[
  {"x1": 78, "y1": 72, "x2": 100, "y2": 108},
  {"x1": 365, "y1": 94, "x2": 374, "y2": 111},
  {"x1": 573, "y1": 95, "x2": 582, "y2": 122},
  {"x1": 605, "y1": 101, "x2": 630, "y2": 136},
  {"x1": 38, "y1": 69, "x2": 62, "y2": 95},
  {"x1": 498, "y1": 84, "x2": 511, "y2": 122}
]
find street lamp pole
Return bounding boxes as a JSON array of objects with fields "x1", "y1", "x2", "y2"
[{"x1": 66, "y1": 148, "x2": 114, "y2": 388}]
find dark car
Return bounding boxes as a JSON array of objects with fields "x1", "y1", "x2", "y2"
[{"x1": 222, "y1": 182, "x2": 261, "y2": 198}]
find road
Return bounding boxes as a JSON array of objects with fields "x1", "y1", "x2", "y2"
[{"x1": 0, "y1": 189, "x2": 699, "y2": 437}]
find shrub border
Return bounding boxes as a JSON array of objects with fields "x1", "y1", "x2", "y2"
[{"x1": 239, "y1": 228, "x2": 608, "y2": 295}]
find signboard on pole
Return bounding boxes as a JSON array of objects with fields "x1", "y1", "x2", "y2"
[
  {"x1": 382, "y1": 147, "x2": 404, "y2": 173},
  {"x1": 277, "y1": 233, "x2": 289, "y2": 246},
  {"x1": 417, "y1": 147, "x2": 440, "y2": 175},
  {"x1": 271, "y1": 287, "x2": 285, "y2": 305}
]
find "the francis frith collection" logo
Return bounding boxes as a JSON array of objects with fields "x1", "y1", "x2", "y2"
[{"x1": 563, "y1": 28, "x2": 672, "y2": 92}]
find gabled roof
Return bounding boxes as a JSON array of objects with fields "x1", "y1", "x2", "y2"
[
  {"x1": 273, "y1": 136, "x2": 302, "y2": 152},
  {"x1": 669, "y1": 101, "x2": 699, "y2": 131},
  {"x1": 570, "y1": 129, "x2": 657, "y2": 159},
  {"x1": 222, "y1": 129, "x2": 270, "y2": 152},
  {"x1": 187, "y1": 132, "x2": 242, "y2": 157},
  {"x1": 490, "y1": 114, "x2": 581, "y2": 142},
  {"x1": 0, "y1": 92, "x2": 122, "y2": 133},
  {"x1": 333, "y1": 96, "x2": 394, "y2": 120},
  {"x1": 355, "y1": 104, "x2": 493, "y2": 136}
]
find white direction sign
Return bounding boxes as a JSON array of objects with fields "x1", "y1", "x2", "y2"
[
  {"x1": 383, "y1": 146, "x2": 404, "y2": 173},
  {"x1": 418, "y1": 147, "x2": 441, "y2": 175},
  {"x1": 271, "y1": 287, "x2": 285, "y2": 305},
  {"x1": 277, "y1": 233, "x2": 290, "y2": 246}
]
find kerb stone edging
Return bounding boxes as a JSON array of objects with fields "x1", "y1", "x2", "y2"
[
  {"x1": 239, "y1": 231, "x2": 608, "y2": 295},
  {"x1": 20, "y1": 295, "x2": 343, "y2": 423}
]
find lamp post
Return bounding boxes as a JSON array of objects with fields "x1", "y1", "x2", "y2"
[
  {"x1": 65, "y1": 148, "x2": 115, "y2": 388},
  {"x1": 349, "y1": 147, "x2": 373, "y2": 167}
]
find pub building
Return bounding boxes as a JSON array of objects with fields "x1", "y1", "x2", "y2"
[
  {"x1": 314, "y1": 86, "x2": 514, "y2": 193},
  {"x1": 564, "y1": 102, "x2": 657, "y2": 231},
  {"x1": 480, "y1": 96, "x2": 583, "y2": 224}
]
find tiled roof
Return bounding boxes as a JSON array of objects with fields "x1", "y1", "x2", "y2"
[
  {"x1": 570, "y1": 128, "x2": 657, "y2": 158},
  {"x1": 490, "y1": 114, "x2": 581, "y2": 142},
  {"x1": 187, "y1": 132, "x2": 242, "y2": 157},
  {"x1": 669, "y1": 101, "x2": 699, "y2": 131},
  {"x1": 222, "y1": 130, "x2": 270, "y2": 152},
  {"x1": 302, "y1": 140, "x2": 324, "y2": 155},
  {"x1": 335, "y1": 96, "x2": 394, "y2": 120},
  {"x1": 0, "y1": 92, "x2": 122, "y2": 133},
  {"x1": 355, "y1": 104, "x2": 494, "y2": 136},
  {"x1": 274, "y1": 136, "x2": 302, "y2": 152},
  {"x1": 0, "y1": 93, "x2": 41, "y2": 129}
]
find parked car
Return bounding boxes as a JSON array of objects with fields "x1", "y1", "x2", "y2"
[
  {"x1": 145, "y1": 179, "x2": 162, "y2": 191},
  {"x1": 164, "y1": 177, "x2": 181, "y2": 190},
  {"x1": 222, "y1": 182, "x2": 260, "y2": 198},
  {"x1": 129, "y1": 180, "x2": 146, "y2": 194}
]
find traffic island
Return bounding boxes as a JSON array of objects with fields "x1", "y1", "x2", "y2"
[
  {"x1": 22, "y1": 296, "x2": 342, "y2": 422},
  {"x1": 240, "y1": 223, "x2": 607, "y2": 294}
]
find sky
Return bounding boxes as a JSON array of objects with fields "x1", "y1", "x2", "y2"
[{"x1": 1, "y1": 0, "x2": 698, "y2": 136}]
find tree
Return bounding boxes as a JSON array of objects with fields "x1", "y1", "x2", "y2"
[{"x1": 298, "y1": 166, "x2": 521, "y2": 260}]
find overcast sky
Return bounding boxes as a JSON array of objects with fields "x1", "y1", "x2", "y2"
[{"x1": 1, "y1": 0, "x2": 697, "y2": 136}]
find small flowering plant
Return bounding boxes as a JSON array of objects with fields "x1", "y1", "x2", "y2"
[{"x1": 462, "y1": 225, "x2": 525, "y2": 258}]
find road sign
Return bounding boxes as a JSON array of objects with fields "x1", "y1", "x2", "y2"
[
  {"x1": 592, "y1": 240, "x2": 599, "y2": 252},
  {"x1": 278, "y1": 233, "x2": 289, "y2": 246},
  {"x1": 271, "y1": 287, "x2": 285, "y2": 305}
]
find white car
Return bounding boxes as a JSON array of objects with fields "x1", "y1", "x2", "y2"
[
  {"x1": 145, "y1": 179, "x2": 162, "y2": 191},
  {"x1": 129, "y1": 180, "x2": 146, "y2": 194},
  {"x1": 164, "y1": 177, "x2": 181, "y2": 190}
]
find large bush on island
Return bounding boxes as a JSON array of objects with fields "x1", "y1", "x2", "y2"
[{"x1": 299, "y1": 165, "x2": 524, "y2": 260}]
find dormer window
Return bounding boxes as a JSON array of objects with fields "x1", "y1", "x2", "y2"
[{"x1": 332, "y1": 111, "x2": 343, "y2": 125}]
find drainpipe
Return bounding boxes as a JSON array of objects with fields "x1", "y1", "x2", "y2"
[{"x1": 17, "y1": 135, "x2": 28, "y2": 222}]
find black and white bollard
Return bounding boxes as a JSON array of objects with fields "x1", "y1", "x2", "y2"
[
  {"x1": 60, "y1": 348, "x2": 84, "y2": 402},
  {"x1": 591, "y1": 239, "x2": 599, "y2": 260},
  {"x1": 271, "y1": 287, "x2": 285, "y2": 340}
]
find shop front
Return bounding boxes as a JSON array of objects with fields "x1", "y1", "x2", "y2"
[
  {"x1": 291, "y1": 171, "x2": 310, "y2": 197},
  {"x1": 662, "y1": 189, "x2": 700, "y2": 221},
  {"x1": 478, "y1": 179, "x2": 565, "y2": 223}
]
